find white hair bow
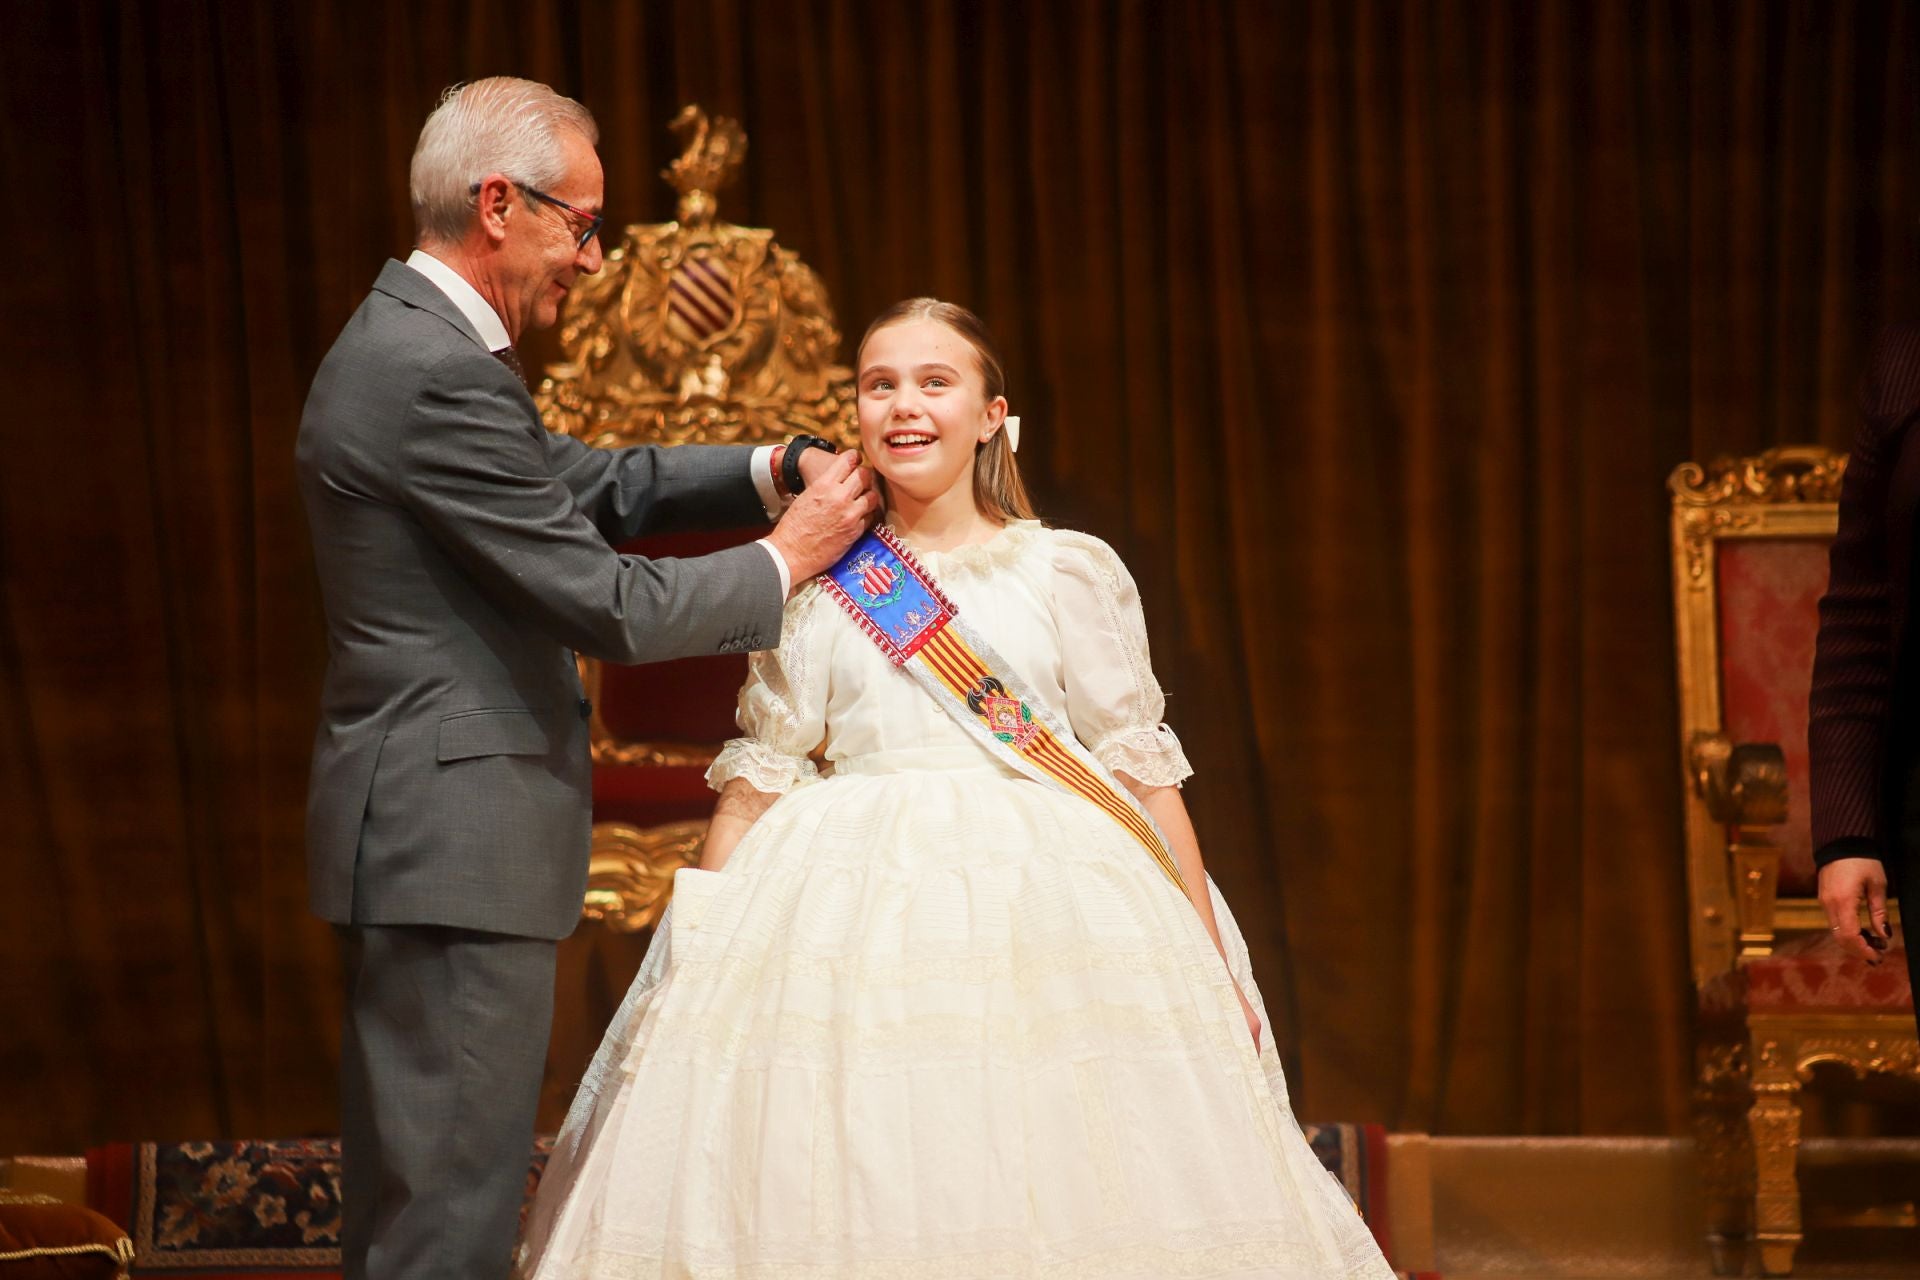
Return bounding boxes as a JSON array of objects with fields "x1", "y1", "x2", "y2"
[{"x1": 1003, "y1": 414, "x2": 1021, "y2": 453}]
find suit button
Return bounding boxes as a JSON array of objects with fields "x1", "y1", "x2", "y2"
[{"x1": 578, "y1": 698, "x2": 592, "y2": 719}]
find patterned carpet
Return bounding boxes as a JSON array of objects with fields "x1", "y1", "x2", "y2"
[{"x1": 86, "y1": 1128, "x2": 1426, "y2": 1277}]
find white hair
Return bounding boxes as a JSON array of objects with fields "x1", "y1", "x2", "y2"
[{"x1": 409, "y1": 77, "x2": 598, "y2": 244}]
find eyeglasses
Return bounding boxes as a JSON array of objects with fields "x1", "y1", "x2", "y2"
[{"x1": 470, "y1": 179, "x2": 605, "y2": 249}]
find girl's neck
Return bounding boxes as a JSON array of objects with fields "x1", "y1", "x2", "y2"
[{"x1": 886, "y1": 482, "x2": 1001, "y2": 552}]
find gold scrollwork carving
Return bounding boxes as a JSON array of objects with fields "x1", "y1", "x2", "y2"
[
  {"x1": 581, "y1": 821, "x2": 707, "y2": 934},
  {"x1": 1693, "y1": 1036, "x2": 1757, "y2": 1258},
  {"x1": 534, "y1": 105, "x2": 859, "y2": 451},
  {"x1": 1748, "y1": 1033, "x2": 1805, "y2": 1263},
  {"x1": 1791, "y1": 1033, "x2": 1920, "y2": 1083},
  {"x1": 1697, "y1": 1040, "x2": 1750, "y2": 1091},
  {"x1": 1677, "y1": 506, "x2": 1758, "y2": 585},
  {"x1": 1731, "y1": 1018, "x2": 1920, "y2": 1273},
  {"x1": 1668, "y1": 445, "x2": 1848, "y2": 508},
  {"x1": 662, "y1": 105, "x2": 747, "y2": 225},
  {"x1": 589, "y1": 740, "x2": 721, "y2": 770}
]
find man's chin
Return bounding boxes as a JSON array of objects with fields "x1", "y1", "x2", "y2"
[{"x1": 526, "y1": 300, "x2": 562, "y2": 332}]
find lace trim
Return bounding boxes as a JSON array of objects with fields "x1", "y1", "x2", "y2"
[
  {"x1": 537, "y1": 1219, "x2": 1388, "y2": 1280},
  {"x1": 886, "y1": 518, "x2": 1045, "y2": 575},
  {"x1": 1093, "y1": 724, "x2": 1194, "y2": 788},
  {"x1": 654, "y1": 976, "x2": 1232, "y2": 1049},
  {"x1": 520, "y1": 874, "x2": 1395, "y2": 1280},
  {"x1": 673, "y1": 934, "x2": 1222, "y2": 1009},
  {"x1": 707, "y1": 739, "x2": 817, "y2": 794}
]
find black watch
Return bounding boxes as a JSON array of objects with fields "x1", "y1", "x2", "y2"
[{"x1": 781, "y1": 434, "x2": 839, "y2": 496}]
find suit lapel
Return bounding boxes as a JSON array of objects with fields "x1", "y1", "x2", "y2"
[{"x1": 372, "y1": 258, "x2": 488, "y2": 351}]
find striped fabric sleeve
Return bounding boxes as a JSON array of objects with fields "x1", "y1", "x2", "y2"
[{"x1": 1809, "y1": 323, "x2": 1920, "y2": 860}]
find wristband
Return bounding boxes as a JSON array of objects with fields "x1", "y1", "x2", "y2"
[{"x1": 781, "y1": 434, "x2": 839, "y2": 496}]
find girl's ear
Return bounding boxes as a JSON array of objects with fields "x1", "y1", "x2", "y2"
[{"x1": 979, "y1": 395, "x2": 1008, "y2": 443}]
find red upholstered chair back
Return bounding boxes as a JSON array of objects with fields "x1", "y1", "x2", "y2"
[
  {"x1": 1712, "y1": 538, "x2": 1828, "y2": 898},
  {"x1": 586, "y1": 527, "x2": 758, "y2": 831},
  {"x1": 1669, "y1": 447, "x2": 1856, "y2": 987}
]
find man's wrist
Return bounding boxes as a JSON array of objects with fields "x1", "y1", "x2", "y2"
[
  {"x1": 756, "y1": 536, "x2": 794, "y2": 599},
  {"x1": 780, "y1": 435, "x2": 838, "y2": 498},
  {"x1": 770, "y1": 446, "x2": 791, "y2": 501},
  {"x1": 749, "y1": 445, "x2": 785, "y2": 521},
  {"x1": 1814, "y1": 837, "x2": 1881, "y2": 872}
]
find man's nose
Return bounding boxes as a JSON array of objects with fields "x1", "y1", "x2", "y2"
[{"x1": 576, "y1": 235, "x2": 603, "y2": 274}]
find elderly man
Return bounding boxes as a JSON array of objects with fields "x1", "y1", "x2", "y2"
[{"x1": 296, "y1": 78, "x2": 875, "y2": 1280}]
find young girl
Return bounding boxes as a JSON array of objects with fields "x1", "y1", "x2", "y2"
[{"x1": 517, "y1": 300, "x2": 1393, "y2": 1279}]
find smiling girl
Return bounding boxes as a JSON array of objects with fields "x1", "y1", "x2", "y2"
[{"x1": 516, "y1": 299, "x2": 1393, "y2": 1279}]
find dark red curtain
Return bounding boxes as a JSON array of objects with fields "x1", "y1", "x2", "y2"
[{"x1": 3, "y1": 0, "x2": 1916, "y2": 1149}]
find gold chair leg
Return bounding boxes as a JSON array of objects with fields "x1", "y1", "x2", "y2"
[
  {"x1": 1695, "y1": 1041, "x2": 1754, "y2": 1275},
  {"x1": 1748, "y1": 1036, "x2": 1803, "y2": 1277}
]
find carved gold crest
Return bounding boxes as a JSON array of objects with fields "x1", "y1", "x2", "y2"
[{"x1": 534, "y1": 106, "x2": 858, "y2": 449}]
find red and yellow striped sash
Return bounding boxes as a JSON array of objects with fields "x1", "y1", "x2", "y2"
[{"x1": 821, "y1": 527, "x2": 1186, "y2": 893}]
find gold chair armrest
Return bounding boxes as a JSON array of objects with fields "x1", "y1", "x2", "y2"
[
  {"x1": 581, "y1": 821, "x2": 706, "y2": 933},
  {"x1": 1689, "y1": 732, "x2": 1788, "y2": 958}
]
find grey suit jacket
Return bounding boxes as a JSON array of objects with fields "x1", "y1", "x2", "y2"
[{"x1": 297, "y1": 259, "x2": 782, "y2": 940}]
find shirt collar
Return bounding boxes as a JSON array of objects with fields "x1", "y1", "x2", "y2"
[{"x1": 405, "y1": 249, "x2": 512, "y2": 351}]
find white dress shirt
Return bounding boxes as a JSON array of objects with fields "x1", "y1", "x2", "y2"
[{"x1": 404, "y1": 250, "x2": 791, "y2": 597}]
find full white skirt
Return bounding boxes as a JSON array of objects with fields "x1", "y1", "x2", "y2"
[{"x1": 517, "y1": 756, "x2": 1394, "y2": 1279}]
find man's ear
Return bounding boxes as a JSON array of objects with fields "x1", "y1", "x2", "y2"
[{"x1": 474, "y1": 174, "x2": 514, "y2": 244}]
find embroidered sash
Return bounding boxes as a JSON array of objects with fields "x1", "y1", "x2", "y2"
[{"x1": 820, "y1": 526, "x2": 1187, "y2": 893}]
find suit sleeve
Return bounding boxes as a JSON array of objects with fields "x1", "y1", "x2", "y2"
[
  {"x1": 397, "y1": 349, "x2": 784, "y2": 665},
  {"x1": 541, "y1": 428, "x2": 771, "y2": 543},
  {"x1": 1809, "y1": 323, "x2": 1920, "y2": 863}
]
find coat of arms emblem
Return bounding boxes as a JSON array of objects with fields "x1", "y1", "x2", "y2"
[
  {"x1": 965, "y1": 676, "x2": 1040, "y2": 751},
  {"x1": 849, "y1": 552, "x2": 905, "y2": 607},
  {"x1": 534, "y1": 106, "x2": 857, "y2": 451}
]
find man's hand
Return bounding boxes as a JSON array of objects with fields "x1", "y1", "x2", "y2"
[
  {"x1": 1818, "y1": 855, "x2": 1893, "y2": 965},
  {"x1": 770, "y1": 442, "x2": 856, "y2": 501},
  {"x1": 765, "y1": 450, "x2": 881, "y2": 585},
  {"x1": 794, "y1": 444, "x2": 841, "y2": 491}
]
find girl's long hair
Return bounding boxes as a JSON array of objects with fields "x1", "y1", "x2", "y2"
[{"x1": 857, "y1": 298, "x2": 1037, "y2": 524}]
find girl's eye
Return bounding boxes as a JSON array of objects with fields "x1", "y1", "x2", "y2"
[
  {"x1": 924, "y1": 377, "x2": 947, "y2": 388},
  {"x1": 867, "y1": 379, "x2": 893, "y2": 393}
]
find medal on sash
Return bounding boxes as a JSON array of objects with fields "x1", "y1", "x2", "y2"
[{"x1": 820, "y1": 526, "x2": 1187, "y2": 893}]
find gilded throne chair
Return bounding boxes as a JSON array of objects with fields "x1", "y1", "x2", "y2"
[
  {"x1": 1668, "y1": 447, "x2": 1918, "y2": 1275},
  {"x1": 529, "y1": 108, "x2": 859, "y2": 1123}
]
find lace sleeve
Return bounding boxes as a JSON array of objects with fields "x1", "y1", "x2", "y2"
[
  {"x1": 1050, "y1": 531, "x2": 1195, "y2": 789},
  {"x1": 705, "y1": 586, "x2": 828, "y2": 795}
]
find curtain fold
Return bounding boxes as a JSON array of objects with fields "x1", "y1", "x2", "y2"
[{"x1": 2, "y1": 0, "x2": 1915, "y2": 1149}]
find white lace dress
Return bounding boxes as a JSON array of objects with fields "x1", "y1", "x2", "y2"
[{"x1": 516, "y1": 521, "x2": 1394, "y2": 1280}]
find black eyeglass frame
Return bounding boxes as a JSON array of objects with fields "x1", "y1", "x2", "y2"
[{"x1": 468, "y1": 178, "x2": 605, "y2": 249}]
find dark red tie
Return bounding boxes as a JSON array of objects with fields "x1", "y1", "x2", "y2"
[{"x1": 493, "y1": 345, "x2": 526, "y2": 386}]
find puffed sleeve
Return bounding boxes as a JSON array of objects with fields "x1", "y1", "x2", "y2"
[
  {"x1": 1050, "y1": 531, "x2": 1195, "y2": 788},
  {"x1": 706, "y1": 585, "x2": 830, "y2": 794}
]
